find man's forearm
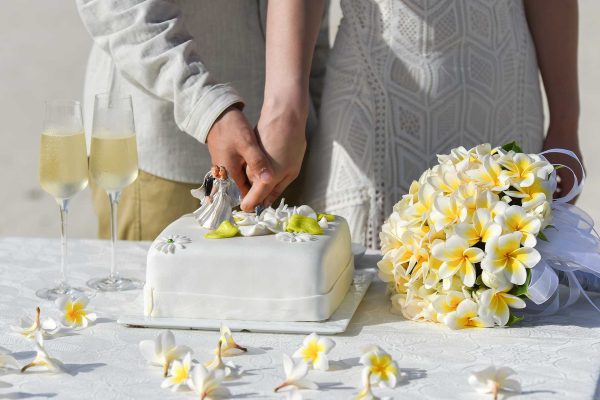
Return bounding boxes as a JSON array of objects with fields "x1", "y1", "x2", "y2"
[
  {"x1": 262, "y1": 0, "x2": 327, "y2": 119},
  {"x1": 524, "y1": 0, "x2": 580, "y2": 133}
]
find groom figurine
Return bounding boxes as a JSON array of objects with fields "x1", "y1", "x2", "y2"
[{"x1": 77, "y1": 0, "x2": 330, "y2": 240}]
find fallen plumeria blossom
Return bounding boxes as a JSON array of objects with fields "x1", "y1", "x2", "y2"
[
  {"x1": 0, "y1": 349, "x2": 19, "y2": 370},
  {"x1": 217, "y1": 324, "x2": 247, "y2": 356},
  {"x1": 161, "y1": 352, "x2": 193, "y2": 392},
  {"x1": 190, "y1": 365, "x2": 231, "y2": 400},
  {"x1": 139, "y1": 330, "x2": 192, "y2": 377},
  {"x1": 11, "y1": 307, "x2": 61, "y2": 339},
  {"x1": 359, "y1": 346, "x2": 402, "y2": 389},
  {"x1": 355, "y1": 370, "x2": 390, "y2": 400},
  {"x1": 292, "y1": 332, "x2": 335, "y2": 371},
  {"x1": 21, "y1": 334, "x2": 64, "y2": 373},
  {"x1": 205, "y1": 340, "x2": 243, "y2": 379},
  {"x1": 56, "y1": 294, "x2": 97, "y2": 329},
  {"x1": 274, "y1": 354, "x2": 318, "y2": 393},
  {"x1": 469, "y1": 366, "x2": 521, "y2": 400}
]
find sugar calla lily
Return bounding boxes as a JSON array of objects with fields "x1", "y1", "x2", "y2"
[
  {"x1": 444, "y1": 299, "x2": 493, "y2": 329},
  {"x1": 292, "y1": 333, "x2": 335, "y2": 371},
  {"x1": 482, "y1": 232, "x2": 541, "y2": 285},
  {"x1": 139, "y1": 330, "x2": 192, "y2": 377},
  {"x1": 217, "y1": 325, "x2": 247, "y2": 356},
  {"x1": 359, "y1": 345, "x2": 400, "y2": 389},
  {"x1": 11, "y1": 307, "x2": 61, "y2": 339},
  {"x1": 274, "y1": 354, "x2": 318, "y2": 392},
  {"x1": 56, "y1": 294, "x2": 96, "y2": 329},
  {"x1": 469, "y1": 365, "x2": 521, "y2": 399},
  {"x1": 21, "y1": 334, "x2": 64, "y2": 373},
  {"x1": 161, "y1": 352, "x2": 193, "y2": 391},
  {"x1": 189, "y1": 365, "x2": 230, "y2": 400}
]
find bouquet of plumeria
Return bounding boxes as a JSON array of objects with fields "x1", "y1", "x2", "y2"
[{"x1": 378, "y1": 142, "x2": 560, "y2": 329}]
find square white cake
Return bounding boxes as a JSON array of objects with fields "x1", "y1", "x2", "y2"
[{"x1": 144, "y1": 214, "x2": 354, "y2": 322}]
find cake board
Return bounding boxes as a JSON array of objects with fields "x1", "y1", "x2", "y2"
[{"x1": 117, "y1": 268, "x2": 376, "y2": 335}]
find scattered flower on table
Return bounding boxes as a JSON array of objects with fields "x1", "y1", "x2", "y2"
[
  {"x1": 359, "y1": 345, "x2": 402, "y2": 389},
  {"x1": 161, "y1": 352, "x2": 193, "y2": 392},
  {"x1": 274, "y1": 354, "x2": 318, "y2": 392},
  {"x1": 355, "y1": 368, "x2": 392, "y2": 400},
  {"x1": 190, "y1": 365, "x2": 231, "y2": 400},
  {"x1": 139, "y1": 330, "x2": 192, "y2": 377},
  {"x1": 217, "y1": 324, "x2": 247, "y2": 356},
  {"x1": 0, "y1": 349, "x2": 19, "y2": 370},
  {"x1": 468, "y1": 366, "x2": 521, "y2": 400},
  {"x1": 21, "y1": 333, "x2": 64, "y2": 373},
  {"x1": 11, "y1": 307, "x2": 60, "y2": 339},
  {"x1": 205, "y1": 340, "x2": 242, "y2": 379},
  {"x1": 56, "y1": 294, "x2": 97, "y2": 329},
  {"x1": 154, "y1": 235, "x2": 192, "y2": 254},
  {"x1": 292, "y1": 332, "x2": 335, "y2": 371}
]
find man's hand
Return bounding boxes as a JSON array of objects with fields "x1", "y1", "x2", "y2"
[
  {"x1": 542, "y1": 129, "x2": 584, "y2": 204},
  {"x1": 206, "y1": 107, "x2": 273, "y2": 207},
  {"x1": 241, "y1": 108, "x2": 307, "y2": 210}
]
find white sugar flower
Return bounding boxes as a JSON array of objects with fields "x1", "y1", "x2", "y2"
[
  {"x1": 444, "y1": 299, "x2": 493, "y2": 329},
  {"x1": 359, "y1": 345, "x2": 401, "y2": 389},
  {"x1": 276, "y1": 232, "x2": 317, "y2": 243},
  {"x1": 139, "y1": 330, "x2": 192, "y2": 377},
  {"x1": 205, "y1": 340, "x2": 243, "y2": 379},
  {"x1": 190, "y1": 365, "x2": 231, "y2": 400},
  {"x1": 161, "y1": 352, "x2": 193, "y2": 392},
  {"x1": 217, "y1": 324, "x2": 247, "y2": 356},
  {"x1": 56, "y1": 294, "x2": 96, "y2": 329},
  {"x1": 469, "y1": 366, "x2": 521, "y2": 399},
  {"x1": 274, "y1": 354, "x2": 318, "y2": 392},
  {"x1": 11, "y1": 307, "x2": 61, "y2": 339},
  {"x1": 21, "y1": 334, "x2": 64, "y2": 373},
  {"x1": 154, "y1": 235, "x2": 192, "y2": 254},
  {"x1": 482, "y1": 232, "x2": 541, "y2": 285},
  {"x1": 292, "y1": 333, "x2": 335, "y2": 371}
]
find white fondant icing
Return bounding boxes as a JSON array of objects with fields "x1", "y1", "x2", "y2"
[
  {"x1": 276, "y1": 232, "x2": 317, "y2": 243},
  {"x1": 145, "y1": 214, "x2": 353, "y2": 321}
]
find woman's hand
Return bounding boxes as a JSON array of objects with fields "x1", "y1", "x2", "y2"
[{"x1": 542, "y1": 128, "x2": 584, "y2": 204}]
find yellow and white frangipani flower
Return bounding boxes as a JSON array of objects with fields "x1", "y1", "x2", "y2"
[
  {"x1": 390, "y1": 230, "x2": 429, "y2": 277},
  {"x1": 56, "y1": 294, "x2": 96, "y2": 329},
  {"x1": 495, "y1": 205, "x2": 541, "y2": 247},
  {"x1": 217, "y1": 324, "x2": 247, "y2": 356},
  {"x1": 21, "y1": 334, "x2": 64, "y2": 373},
  {"x1": 468, "y1": 365, "x2": 521, "y2": 399},
  {"x1": 505, "y1": 177, "x2": 552, "y2": 212},
  {"x1": 205, "y1": 340, "x2": 242, "y2": 379},
  {"x1": 406, "y1": 183, "x2": 438, "y2": 223},
  {"x1": 429, "y1": 195, "x2": 467, "y2": 232},
  {"x1": 455, "y1": 208, "x2": 502, "y2": 246},
  {"x1": 444, "y1": 299, "x2": 493, "y2": 329},
  {"x1": 11, "y1": 307, "x2": 61, "y2": 339},
  {"x1": 432, "y1": 235, "x2": 484, "y2": 287},
  {"x1": 499, "y1": 152, "x2": 553, "y2": 188},
  {"x1": 427, "y1": 164, "x2": 462, "y2": 194},
  {"x1": 359, "y1": 345, "x2": 400, "y2": 389},
  {"x1": 139, "y1": 330, "x2": 192, "y2": 377},
  {"x1": 432, "y1": 290, "x2": 466, "y2": 315},
  {"x1": 292, "y1": 333, "x2": 335, "y2": 371},
  {"x1": 355, "y1": 368, "x2": 392, "y2": 400},
  {"x1": 465, "y1": 155, "x2": 509, "y2": 192},
  {"x1": 479, "y1": 272, "x2": 526, "y2": 326},
  {"x1": 482, "y1": 232, "x2": 541, "y2": 285},
  {"x1": 274, "y1": 354, "x2": 318, "y2": 392},
  {"x1": 161, "y1": 352, "x2": 193, "y2": 392},
  {"x1": 190, "y1": 365, "x2": 230, "y2": 400}
]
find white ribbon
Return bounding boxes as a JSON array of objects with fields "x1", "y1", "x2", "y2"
[{"x1": 525, "y1": 149, "x2": 600, "y2": 315}]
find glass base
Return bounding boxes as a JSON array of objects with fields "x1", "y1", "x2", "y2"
[
  {"x1": 35, "y1": 285, "x2": 94, "y2": 301},
  {"x1": 87, "y1": 276, "x2": 143, "y2": 292}
]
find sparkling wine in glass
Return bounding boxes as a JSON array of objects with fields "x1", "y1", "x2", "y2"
[
  {"x1": 37, "y1": 100, "x2": 90, "y2": 300},
  {"x1": 87, "y1": 93, "x2": 142, "y2": 291}
]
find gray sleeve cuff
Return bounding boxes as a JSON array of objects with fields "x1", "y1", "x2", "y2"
[{"x1": 183, "y1": 83, "x2": 245, "y2": 143}]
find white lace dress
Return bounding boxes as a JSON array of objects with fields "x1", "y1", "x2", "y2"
[{"x1": 303, "y1": 0, "x2": 544, "y2": 248}]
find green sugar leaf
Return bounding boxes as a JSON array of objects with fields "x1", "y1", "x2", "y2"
[
  {"x1": 286, "y1": 214, "x2": 323, "y2": 235},
  {"x1": 204, "y1": 220, "x2": 240, "y2": 239}
]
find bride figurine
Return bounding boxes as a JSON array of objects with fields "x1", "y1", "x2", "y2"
[{"x1": 192, "y1": 166, "x2": 241, "y2": 230}]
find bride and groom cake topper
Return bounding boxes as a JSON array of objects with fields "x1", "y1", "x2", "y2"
[{"x1": 190, "y1": 166, "x2": 242, "y2": 230}]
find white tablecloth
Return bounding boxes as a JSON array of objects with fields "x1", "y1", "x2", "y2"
[{"x1": 0, "y1": 237, "x2": 599, "y2": 399}]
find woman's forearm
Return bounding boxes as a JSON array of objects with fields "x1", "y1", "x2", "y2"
[
  {"x1": 524, "y1": 0, "x2": 580, "y2": 135},
  {"x1": 262, "y1": 0, "x2": 327, "y2": 119}
]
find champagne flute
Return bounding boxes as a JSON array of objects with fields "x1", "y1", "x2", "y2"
[
  {"x1": 37, "y1": 100, "x2": 90, "y2": 300},
  {"x1": 87, "y1": 93, "x2": 142, "y2": 291}
]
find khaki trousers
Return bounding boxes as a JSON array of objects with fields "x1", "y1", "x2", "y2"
[{"x1": 92, "y1": 170, "x2": 201, "y2": 241}]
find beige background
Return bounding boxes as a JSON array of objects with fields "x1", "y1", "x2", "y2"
[{"x1": 0, "y1": 1, "x2": 598, "y2": 239}]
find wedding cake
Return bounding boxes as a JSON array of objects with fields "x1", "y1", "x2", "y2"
[{"x1": 144, "y1": 200, "x2": 354, "y2": 322}]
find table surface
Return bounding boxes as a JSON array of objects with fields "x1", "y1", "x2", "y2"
[{"x1": 0, "y1": 237, "x2": 599, "y2": 400}]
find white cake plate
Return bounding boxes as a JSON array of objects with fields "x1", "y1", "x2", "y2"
[{"x1": 117, "y1": 268, "x2": 376, "y2": 335}]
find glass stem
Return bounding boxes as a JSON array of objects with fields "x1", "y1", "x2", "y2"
[
  {"x1": 58, "y1": 199, "x2": 70, "y2": 289},
  {"x1": 108, "y1": 191, "x2": 121, "y2": 281}
]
